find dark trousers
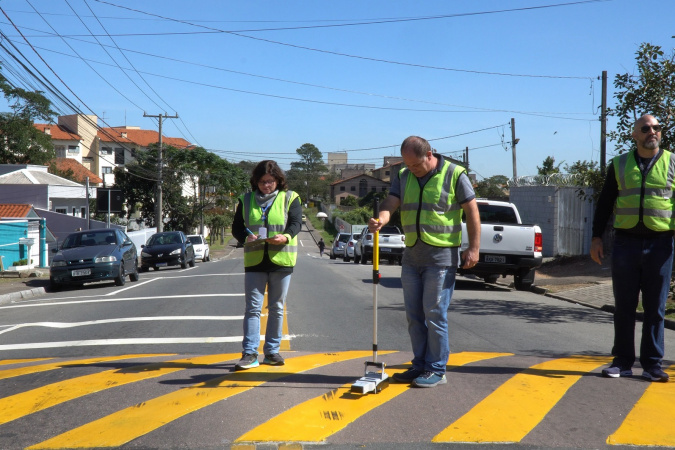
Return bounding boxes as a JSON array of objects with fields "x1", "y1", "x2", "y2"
[{"x1": 611, "y1": 232, "x2": 673, "y2": 369}]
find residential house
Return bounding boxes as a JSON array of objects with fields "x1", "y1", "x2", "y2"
[
  {"x1": 330, "y1": 174, "x2": 389, "y2": 205},
  {"x1": 0, "y1": 204, "x2": 55, "y2": 269}
]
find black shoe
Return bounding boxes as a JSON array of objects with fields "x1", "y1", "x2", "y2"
[
  {"x1": 235, "y1": 353, "x2": 259, "y2": 370},
  {"x1": 263, "y1": 353, "x2": 285, "y2": 366},
  {"x1": 392, "y1": 367, "x2": 423, "y2": 383}
]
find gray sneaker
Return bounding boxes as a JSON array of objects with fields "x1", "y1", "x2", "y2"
[
  {"x1": 602, "y1": 365, "x2": 633, "y2": 378},
  {"x1": 412, "y1": 371, "x2": 447, "y2": 388},
  {"x1": 263, "y1": 353, "x2": 285, "y2": 366},
  {"x1": 235, "y1": 353, "x2": 259, "y2": 370},
  {"x1": 642, "y1": 366, "x2": 669, "y2": 382}
]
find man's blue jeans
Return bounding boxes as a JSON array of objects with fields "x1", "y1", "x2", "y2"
[
  {"x1": 243, "y1": 271, "x2": 291, "y2": 355},
  {"x1": 611, "y1": 232, "x2": 673, "y2": 369},
  {"x1": 401, "y1": 264, "x2": 455, "y2": 374}
]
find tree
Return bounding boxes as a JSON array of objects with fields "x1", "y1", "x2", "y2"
[
  {"x1": 564, "y1": 160, "x2": 604, "y2": 203},
  {"x1": 607, "y1": 43, "x2": 675, "y2": 154},
  {"x1": 289, "y1": 143, "x2": 328, "y2": 203},
  {"x1": 537, "y1": 156, "x2": 563, "y2": 176},
  {"x1": 0, "y1": 68, "x2": 56, "y2": 164},
  {"x1": 474, "y1": 175, "x2": 508, "y2": 200}
]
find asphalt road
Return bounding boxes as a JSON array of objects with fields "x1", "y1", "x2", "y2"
[{"x1": 0, "y1": 228, "x2": 674, "y2": 449}]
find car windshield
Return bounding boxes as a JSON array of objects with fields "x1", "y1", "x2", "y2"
[
  {"x1": 380, "y1": 226, "x2": 401, "y2": 234},
  {"x1": 62, "y1": 231, "x2": 117, "y2": 249},
  {"x1": 338, "y1": 234, "x2": 350, "y2": 243},
  {"x1": 188, "y1": 236, "x2": 203, "y2": 245},
  {"x1": 147, "y1": 233, "x2": 182, "y2": 245}
]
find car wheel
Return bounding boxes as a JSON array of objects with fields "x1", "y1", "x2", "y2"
[
  {"x1": 344, "y1": 256, "x2": 351, "y2": 263},
  {"x1": 361, "y1": 254, "x2": 369, "y2": 265},
  {"x1": 330, "y1": 253, "x2": 336, "y2": 260},
  {"x1": 49, "y1": 277, "x2": 61, "y2": 291},
  {"x1": 514, "y1": 268, "x2": 535, "y2": 291},
  {"x1": 204, "y1": 252, "x2": 209, "y2": 262},
  {"x1": 140, "y1": 266, "x2": 149, "y2": 273},
  {"x1": 189, "y1": 255, "x2": 195, "y2": 267},
  {"x1": 354, "y1": 254, "x2": 360, "y2": 264},
  {"x1": 129, "y1": 261, "x2": 140, "y2": 282},
  {"x1": 181, "y1": 257, "x2": 188, "y2": 269},
  {"x1": 115, "y1": 265, "x2": 126, "y2": 286},
  {"x1": 483, "y1": 274, "x2": 499, "y2": 284}
]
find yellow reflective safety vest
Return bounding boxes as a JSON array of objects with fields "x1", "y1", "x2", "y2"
[
  {"x1": 613, "y1": 149, "x2": 675, "y2": 232},
  {"x1": 240, "y1": 190, "x2": 299, "y2": 267},
  {"x1": 400, "y1": 157, "x2": 465, "y2": 247}
]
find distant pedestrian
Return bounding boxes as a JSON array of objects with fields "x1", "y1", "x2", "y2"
[
  {"x1": 591, "y1": 114, "x2": 672, "y2": 382},
  {"x1": 318, "y1": 238, "x2": 326, "y2": 257}
]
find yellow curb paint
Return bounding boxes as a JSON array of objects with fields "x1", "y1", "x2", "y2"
[
  {"x1": 0, "y1": 354, "x2": 172, "y2": 381},
  {"x1": 0, "y1": 354, "x2": 237, "y2": 427},
  {"x1": 29, "y1": 351, "x2": 382, "y2": 449},
  {"x1": 607, "y1": 365, "x2": 675, "y2": 446},
  {"x1": 236, "y1": 352, "x2": 511, "y2": 443},
  {"x1": 433, "y1": 355, "x2": 611, "y2": 443},
  {"x1": 0, "y1": 358, "x2": 53, "y2": 366}
]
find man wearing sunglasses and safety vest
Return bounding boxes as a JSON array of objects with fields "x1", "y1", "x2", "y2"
[{"x1": 591, "y1": 114, "x2": 672, "y2": 382}]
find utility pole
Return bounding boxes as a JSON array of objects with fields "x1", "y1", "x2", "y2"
[
  {"x1": 600, "y1": 71, "x2": 608, "y2": 177},
  {"x1": 144, "y1": 112, "x2": 179, "y2": 232},
  {"x1": 464, "y1": 146, "x2": 469, "y2": 170},
  {"x1": 511, "y1": 118, "x2": 519, "y2": 180}
]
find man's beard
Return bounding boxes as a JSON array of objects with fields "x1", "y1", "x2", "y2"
[{"x1": 643, "y1": 137, "x2": 661, "y2": 150}]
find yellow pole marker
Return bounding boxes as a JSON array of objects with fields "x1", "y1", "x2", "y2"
[
  {"x1": 0, "y1": 358, "x2": 52, "y2": 366},
  {"x1": 0, "y1": 354, "x2": 171, "y2": 381},
  {"x1": 0, "y1": 353, "x2": 237, "y2": 427},
  {"x1": 29, "y1": 351, "x2": 384, "y2": 449},
  {"x1": 433, "y1": 355, "x2": 611, "y2": 443},
  {"x1": 607, "y1": 365, "x2": 675, "y2": 446},
  {"x1": 237, "y1": 352, "x2": 511, "y2": 443}
]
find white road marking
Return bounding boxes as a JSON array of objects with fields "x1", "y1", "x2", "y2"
[
  {"x1": 0, "y1": 316, "x2": 245, "y2": 336},
  {"x1": 0, "y1": 293, "x2": 244, "y2": 310},
  {"x1": 0, "y1": 337, "x2": 245, "y2": 351}
]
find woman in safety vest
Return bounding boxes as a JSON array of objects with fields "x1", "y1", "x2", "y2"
[{"x1": 231, "y1": 160, "x2": 302, "y2": 370}]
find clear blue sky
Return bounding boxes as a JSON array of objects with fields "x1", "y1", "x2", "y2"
[{"x1": 1, "y1": 0, "x2": 673, "y2": 181}]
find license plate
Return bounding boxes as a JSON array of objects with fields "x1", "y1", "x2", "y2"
[
  {"x1": 380, "y1": 248, "x2": 391, "y2": 252},
  {"x1": 155, "y1": 262, "x2": 168, "y2": 267},
  {"x1": 485, "y1": 255, "x2": 506, "y2": 264},
  {"x1": 72, "y1": 268, "x2": 91, "y2": 277}
]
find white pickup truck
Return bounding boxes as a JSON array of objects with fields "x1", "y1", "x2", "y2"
[
  {"x1": 459, "y1": 199, "x2": 543, "y2": 290},
  {"x1": 354, "y1": 225, "x2": 405, "y2": 265}
]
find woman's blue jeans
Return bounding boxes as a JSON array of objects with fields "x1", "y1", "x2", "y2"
[
  {"x1": 401, "y1": 264, "x2": 455, "y2": 374},
  {"x1": 243, "y1": 271, "x2": 291, "y2": 355},
  {"x1": 611, "y1": 232, "x2": 673, "y2": 369}
]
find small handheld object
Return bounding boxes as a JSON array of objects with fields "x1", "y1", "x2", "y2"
[{"x1": 351, "y1": 197, "x2": 389, "y2": 395}]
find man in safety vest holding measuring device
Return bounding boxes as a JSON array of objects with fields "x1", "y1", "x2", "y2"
[{"x1": 369, "y1": 135, "x2": 481, "y2": 388}]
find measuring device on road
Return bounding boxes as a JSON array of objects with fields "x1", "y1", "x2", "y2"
[{"x1": 351, "y1": 197, "x2": 390, "y2": 395}]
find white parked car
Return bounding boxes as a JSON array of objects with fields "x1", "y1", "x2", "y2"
[{"x1": 187, "y1": 235, "x2": 210, "y2": 262}]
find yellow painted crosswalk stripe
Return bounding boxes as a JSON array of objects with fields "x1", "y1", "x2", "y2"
[
  {"x1": 433, "y1": 355, "x2": 611, "y2": 443},
  {"x1": 0, "y1": 354, "x2": 237, "y2": 427},
  {"x1": 0, "y1": 358, "x2": 52, "y2": 366},
  {"x1": 0, "y1": 354, "x2": 170, "y2": 381},
  {"x1": 236, "y1": 352, "x2": 512, "y2": 443},
  {"x1": 28, "y1": 351, "x2": 383, "y2": 449},
  {"x1": 607, "y1": 365, "x2": 675, "y2": 446}
]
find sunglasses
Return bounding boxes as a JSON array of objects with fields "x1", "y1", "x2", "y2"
[{"x1": 640, "y1": 125, "x2": 663, "y2": 133}]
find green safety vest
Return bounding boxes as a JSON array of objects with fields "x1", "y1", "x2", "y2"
[
  {"x1": 240, "y1": 190, "x2": 299, "y2": 267},
  {"x1": 613, "y1": 149, "x2": 675, "y2": 232},
  {"x1": 400, "y1": 158, "x2": 465, "y2": 247}
]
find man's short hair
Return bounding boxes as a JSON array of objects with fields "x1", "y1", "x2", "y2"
[{"x1": 400, "y1": 136, "x2": 431, "y2": 158}]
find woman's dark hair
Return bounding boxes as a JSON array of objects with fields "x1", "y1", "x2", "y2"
[{"x1": 250, "y1": 160, "x2": 288, "y2": 191}]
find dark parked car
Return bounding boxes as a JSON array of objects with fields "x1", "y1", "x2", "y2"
[
  {"x1": 50, "y1": 228, "x2": 139, "y2": 290},
  {"x1": 140, "y1": 231, "x2": 195, "y2": 271}
]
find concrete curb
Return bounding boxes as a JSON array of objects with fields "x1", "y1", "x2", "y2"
[{"x1": 0, "y1": 287, "x2": 47, "y2": 306}]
